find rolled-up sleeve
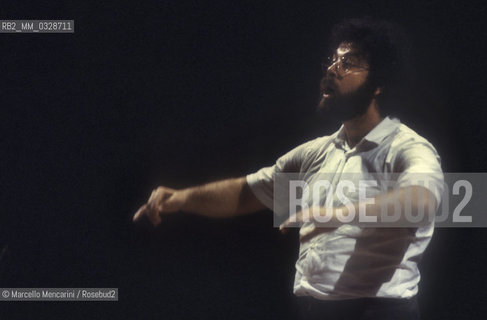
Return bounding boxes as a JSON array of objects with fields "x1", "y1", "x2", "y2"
[
  {"x1": 246, "y1": 141, "x2": 315, "y2": 210},
  {"x1": 246, "y1": 166, "x2": 276, "y2": 210}
]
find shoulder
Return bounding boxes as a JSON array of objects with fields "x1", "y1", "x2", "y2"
[
  {"x1": 291, "y1": 134, "x2": 336, "y2": 160},
  {"x1": 387, "y1": 123, "x2": 442, "y2": 170},
  {"x1": 390, "y1": 123, "x2": 436, "y2": 149},
  {"x1": 301, "y1": 135, "x2": 335, "y2": 153},
  {"x1": 276, "y1": 135, "x2": 335, "y2": 171}
]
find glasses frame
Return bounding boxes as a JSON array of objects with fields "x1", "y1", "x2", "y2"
[{"x1": 322, "y1": 54, "x2": 370, "y2": 77}]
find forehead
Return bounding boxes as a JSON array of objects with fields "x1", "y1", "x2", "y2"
[
  {"x1": 333, "y1": 42, "x2": 366, "y2": 59},
  {"x1": 337, "y1": 42, "x2": 354, "y2": 55}
]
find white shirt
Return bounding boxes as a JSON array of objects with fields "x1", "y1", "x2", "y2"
[{"x1": 246, "y1": 117, "x2": 444, "y2": 300}]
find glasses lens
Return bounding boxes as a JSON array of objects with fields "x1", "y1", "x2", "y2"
[
  {"x1": 322, "y1": 56, "x2": 336, "y2": 73},
  {"x1": 322, "y1": 54, "x2": 368, "y2": 76}
]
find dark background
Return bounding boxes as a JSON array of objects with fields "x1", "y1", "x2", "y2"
[{"x1": 1, "y1": 0, "x2": 486, "y2": 319}]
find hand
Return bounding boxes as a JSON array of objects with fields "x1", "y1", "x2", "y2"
[
  {"x1": 133, "y1": 186, "x2": 184, "y2": 226},
  {"x1": 279, "y1": 206, "x2": 324, "y2": 233},
  {"x1": 279, "y1": 210, "x2": 308, "y2": 235},
  {"x1": 279, "y1": 207, "x2": 337, "y2": 241}
]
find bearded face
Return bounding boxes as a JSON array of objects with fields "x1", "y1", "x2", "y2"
[
  {"x1": 317, "y1": 75, "x2": 376, "y2": 122},
  {"x1": 316, "y1": 42, "x2": 377, "y2": 122}
]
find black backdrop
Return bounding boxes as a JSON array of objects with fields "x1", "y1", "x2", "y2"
[{"x1": 1, "y1": 1, "x2": 487, "y2": 319}]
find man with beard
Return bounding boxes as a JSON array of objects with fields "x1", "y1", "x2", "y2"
[{"x1": 133, "y1": 18, "x2": 443, "y2": 320}]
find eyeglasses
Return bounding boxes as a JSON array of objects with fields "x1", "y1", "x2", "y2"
[{"x1": 322, "y1": 54, "x2": 369, "y2": 77}]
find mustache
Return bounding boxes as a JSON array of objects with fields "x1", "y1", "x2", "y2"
[{"x1": 320, "y1": 77, "x2": 337, "y2": 93}]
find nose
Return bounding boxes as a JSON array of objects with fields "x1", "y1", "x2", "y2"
[{"x1": 326, "y1": 62, "x2": 338, "y2": 78}]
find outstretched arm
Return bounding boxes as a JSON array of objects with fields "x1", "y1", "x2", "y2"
[{"x1": 133, "y1": 177, "x2": 266, "y2": 226}]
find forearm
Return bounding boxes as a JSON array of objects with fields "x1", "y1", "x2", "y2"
[
  {"x1": 320, "y1": 185, "x2": 437, "y2": 226},
  {"x1": 286, "y1": 185, "x2": 438, "y2": 241},
  {"x1": 179, "y1": 177, "x2": 265, "y2": 218}
]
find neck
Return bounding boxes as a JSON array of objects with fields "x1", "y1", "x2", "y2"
[{"x1": 343, "y1": 100, "x2": 383, "y2": 148}]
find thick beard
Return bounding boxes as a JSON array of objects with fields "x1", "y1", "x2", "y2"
[{"x1": 317, "y1": 80, "x2": 376, "y2": 122}]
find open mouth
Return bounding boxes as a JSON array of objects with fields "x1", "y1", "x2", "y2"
[{"x1": 322, "y1": 86, "x2": 335, "y2": 98}]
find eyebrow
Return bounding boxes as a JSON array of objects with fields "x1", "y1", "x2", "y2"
[{"x1": 333, "y1": 52, "x2": 362, "y2": 59}]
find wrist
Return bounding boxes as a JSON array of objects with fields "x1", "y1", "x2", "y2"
[{"x1": 176, "y1": 188, "x2": 191, "y2": 212}]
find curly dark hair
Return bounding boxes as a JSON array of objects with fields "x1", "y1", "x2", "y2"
[{"x1": 328, "y1": 17, "x2": 413, "y2": 115}]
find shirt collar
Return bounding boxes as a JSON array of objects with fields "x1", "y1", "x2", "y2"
[{"x1": 333, "y1": 116, "x2": 400, "y2": 149}]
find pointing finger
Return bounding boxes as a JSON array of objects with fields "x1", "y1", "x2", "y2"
[{"x1": 133, "y1": 204, "x2": 148, "y2": 222}]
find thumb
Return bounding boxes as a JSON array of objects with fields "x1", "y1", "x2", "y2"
[{"x1": 147, "y1": 208, "x2": 162, "y2": 226}]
